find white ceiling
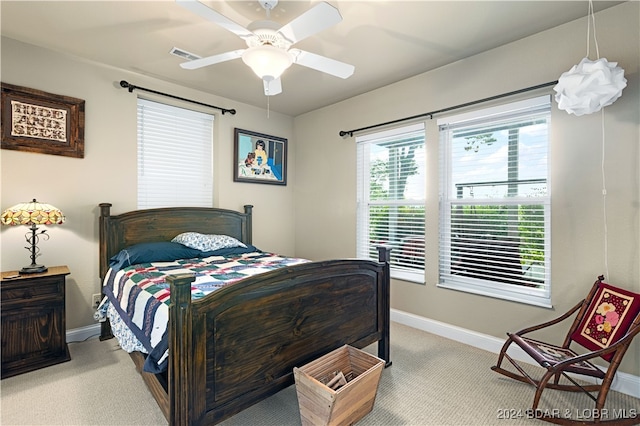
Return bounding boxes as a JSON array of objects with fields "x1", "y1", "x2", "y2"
[{"x1": 0, "y1": 1, "x2": 624, "y2": 116}]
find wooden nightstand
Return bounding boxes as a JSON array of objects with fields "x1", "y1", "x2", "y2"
[{"x1": 1, "y1": 266, "x2": 71, "y2": 378}]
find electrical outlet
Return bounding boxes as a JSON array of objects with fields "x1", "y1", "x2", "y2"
[{"x1": 92, "y1": 293, "x2": 102, "y2": 309}]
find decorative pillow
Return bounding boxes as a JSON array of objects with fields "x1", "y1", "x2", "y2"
[
  {"x1": 109, "y1": 241, "x2": 202, "y2": 271},
  {"x1": 199, "y1": 244, "x2": 260, "y2": 257},
  {"x1": 570, "y1": 282, "x2": 640, "y2": 361},
  {"x1": 171, "y1": 232, "x2": 247, "y2": 252}
]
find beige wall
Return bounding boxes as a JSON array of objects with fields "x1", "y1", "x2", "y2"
[
  {"x1": 0, "y1": 37, "x2": 296, "y2": 330},
  {"x1": 293, "y1": 2, "x2": 639, "y2": 375}
]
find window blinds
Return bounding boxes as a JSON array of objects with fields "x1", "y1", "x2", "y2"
[
  {"x1": 137, "y1": 98, "x2": 214, "y2": 209},
  {"x1": 438, "y1": 96, "x2": 551, "y2": 306},
  {"x1": 357, "y1": 123, "x2": 426, "y2": 282}
]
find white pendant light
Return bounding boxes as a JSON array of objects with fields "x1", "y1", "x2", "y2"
[
  {"x1": 554, "y1": 57, "x2": 626, "y2": 116},
  {"x1": 242, "y1": 45, "x2": 293, "y2": 82},
  {"x1": 553, "y1": 0, "x2": 626, "y2": 116}
]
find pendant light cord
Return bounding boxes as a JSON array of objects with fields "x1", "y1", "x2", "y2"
[
  {"x1": 587, "y1": 0, "x2": 609, "y2": 279},
  {"x1": 586, "y1": 0, "x2": 601, "y2": 59},
  {"x1": 601, "y1": 109, "x2": 609, "y2": 280}
]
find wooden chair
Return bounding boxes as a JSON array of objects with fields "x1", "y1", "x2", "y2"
[{"x1": 492, "y1": 276, "x2": 640, "y2": 425}]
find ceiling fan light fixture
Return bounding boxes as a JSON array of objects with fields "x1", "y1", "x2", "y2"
[{"x1": 242, "y1": 45, "x2": 292, "y2": 81}]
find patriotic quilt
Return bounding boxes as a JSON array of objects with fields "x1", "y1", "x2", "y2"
[{"x1": 102, "y1": 251, "x2": 308, "y2": 372}]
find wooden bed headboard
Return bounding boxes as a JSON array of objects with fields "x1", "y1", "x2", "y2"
[{"x1": 98, "y1": 203, "x2": 253, "y2": 279}]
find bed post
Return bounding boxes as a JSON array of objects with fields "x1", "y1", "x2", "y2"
[
  {"x1": 98, "y1": 203, "x2": 113, "y2": 341},
  {"x1": 98, "y1": 203, "x2": 112, "y2": 281},
  {"x1": 168, "y1": 273, "x2": 205, "y2": 426},
  {"x1": 243, "y1": 204, "x2": 253, "y2": 245},
  {"x1": 377, "y1": 245, "x2": 392, "y2": 367}
]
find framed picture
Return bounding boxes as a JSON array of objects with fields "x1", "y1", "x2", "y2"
[
  {"x1": 1, "y1": 82, "x2": 85, "y2": 158},
  {"x1": 234, "y1": 128, "x2": 287, "y2": 185}
]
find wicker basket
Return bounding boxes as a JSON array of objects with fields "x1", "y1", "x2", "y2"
[{"x1": 293, "y1": 345, "x2": 384, "y2": 426}]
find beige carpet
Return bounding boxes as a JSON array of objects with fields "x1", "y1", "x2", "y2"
[{"x1": 1, "y1": 322, "x2": 638, "y2": 425}]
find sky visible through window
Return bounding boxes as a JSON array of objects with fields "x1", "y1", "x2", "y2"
[
  {"x1": 451, "y1": 122, "x2": 547, "y2": 199},
  {"x1": 369, "y1": 143, "x2": 426, "y2": 201},
  {"x1": 366, "y1": 121, "x2": 546, "y2": 203}
]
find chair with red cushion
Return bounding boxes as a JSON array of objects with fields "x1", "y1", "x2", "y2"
[{"x1": 491, "y1": 276, "x2": 640, "y2": 425}]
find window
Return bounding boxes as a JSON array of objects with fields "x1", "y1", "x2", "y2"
[
  {"x1": 137, "y1": 98, "x2": 214, "y2": 209},
  {"x1": 357, "y1": 123, "x2": 426, "y2": 283},
  {"x1": 438, "y1": 96, "x2": 551, "y2": 307}
]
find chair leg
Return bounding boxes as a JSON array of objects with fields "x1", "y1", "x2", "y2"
[
  {"x1": 532, "y1": 369, "x2": 556, "y2": 410},
  {"x1": 493, "y1": 334, "x2": 515, "y2": 369},
  {"x1": 494, "y1": 346, "x2": 507, "y2": 368},
  {"x1": 553, "y1": 371, "x2": 562, "y2": 386},
  {"x1": 595, "y1": 374, "x2": 613, "y2": 414},
  {"x1": 492, "y1": 337, "x2": 541, "y2": 389},
  {"x1": 491, "y1": 333, "x2": 519, "y2": 378}
]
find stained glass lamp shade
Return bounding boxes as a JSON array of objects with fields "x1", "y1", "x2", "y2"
[{"x1": 1, "y1": 199, "x2": 65, "y2": 274}]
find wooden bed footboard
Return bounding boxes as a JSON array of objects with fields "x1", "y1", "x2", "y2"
[{"x1": 98, "y1": 203, "x2": 391, "y2": 425}]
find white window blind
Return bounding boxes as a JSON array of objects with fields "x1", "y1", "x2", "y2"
[
  {"x1": 137, "y1": 98, "x2": 214, "y2": 209},
  {"x1": 438, "y1": 96, "x2": 551, "y2": 307},
  {"x1": 357, "y1": 123, "x2": 426, "y2": 283}
]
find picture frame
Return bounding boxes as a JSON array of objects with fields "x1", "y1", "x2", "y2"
[
  {"x1": 1, "y1": 82, "x2": 85, "y2": 158},
  {"x1": 234, "y1": 128, "x2": 287, "y2": 185}
]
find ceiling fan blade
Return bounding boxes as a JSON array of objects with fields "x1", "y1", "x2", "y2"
[
  {"x1": 176, "y1": 0, "x2": 254, "y2": 39},
  {"x1": 264, "y1": 78, "x2": 282, "y2": 96},
  {"x1": 180, "y1": 49, "x2": 245, "y2": 70},
  {"x1": 277, "y1": 2, "x2": 342, "y2": 44},
  {"x1": 291, "y1": 49, "x2": 354, "y2": 79}
]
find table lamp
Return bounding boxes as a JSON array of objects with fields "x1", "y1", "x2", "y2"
[{"x1": 1, "y1": 199, "x2": 65, "y2": 274}]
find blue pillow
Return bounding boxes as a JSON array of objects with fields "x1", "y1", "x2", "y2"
[
  {"x1": 109, "y1": 242, "x2": 202, "y2": 271},
  {"x1": 199, "y1": 244, "x2": 261, "y2": 257}
]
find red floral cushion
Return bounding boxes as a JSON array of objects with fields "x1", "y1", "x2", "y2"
[{"x1": 570, "y1": 282, "x2": 640, "y2": 361}]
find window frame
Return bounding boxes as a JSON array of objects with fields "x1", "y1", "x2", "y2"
[
  {"x1": 356, "y1": 122, "x2": 426, "y2": 284},
  {"x1": 437, "y1": 96, "x2": 552, "y2": 307}
]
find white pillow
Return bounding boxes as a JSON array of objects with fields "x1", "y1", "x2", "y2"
[{"x1": 171, "y1": 232, "x2": 247, "y2": 252}]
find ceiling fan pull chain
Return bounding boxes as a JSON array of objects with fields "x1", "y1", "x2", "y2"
[{"x1": 264, "y1": 82, "x2": 271, "y2": 118}]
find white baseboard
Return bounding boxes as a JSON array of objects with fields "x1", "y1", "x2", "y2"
[
  {"x1": 391, "y1": 308, "x2": 640, "y2": 399},
  {"x1": 67, "y1": 323, "x2": 101, "y2": 343}
]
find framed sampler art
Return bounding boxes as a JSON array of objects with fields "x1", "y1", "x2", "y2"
[
  {"x1": 1, "y1": 83, "x2": 85, "y2": 158},
  {"x1": 234, "y1": 128, "x2": 287, "y2": 185}
]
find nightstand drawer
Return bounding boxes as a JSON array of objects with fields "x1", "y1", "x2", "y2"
[{"x1": 0, "y1": 278, "x2": 63, "y2": 306}]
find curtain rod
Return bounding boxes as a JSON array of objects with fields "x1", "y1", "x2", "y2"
[
  {"x1": 339, "y1": 80, "x2": 558, "y2": 137},
  {"x1": 119, "y1": 80, "x2": 236, "y2": 115}
]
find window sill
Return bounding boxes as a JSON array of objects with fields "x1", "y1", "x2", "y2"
[
  {"x1": 437, "y1": 280, "x2": 552, "y2": 308},
  {"x1": 391, "y1": 269, "x2": 425, "y2": 285}
]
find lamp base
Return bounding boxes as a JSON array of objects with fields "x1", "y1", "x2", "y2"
[{"x1": 20, "y1": 264, "x2": 48, "y2": 274}]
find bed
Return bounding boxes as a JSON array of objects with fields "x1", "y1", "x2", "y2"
[{"x1": 98, "y1": 203, "x2": 391, "y2": 425}]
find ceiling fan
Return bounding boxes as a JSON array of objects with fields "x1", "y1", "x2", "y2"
[{"x1": 175, "y1": 0, "x2": 355, "y2": 96}]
